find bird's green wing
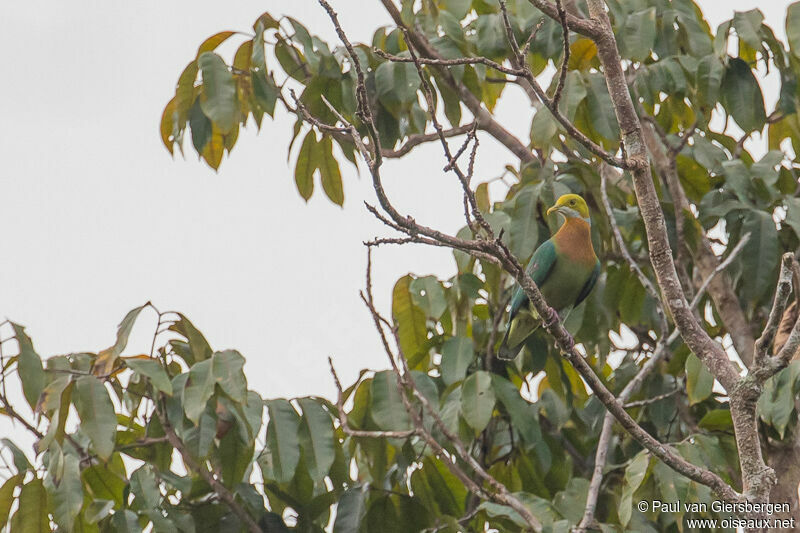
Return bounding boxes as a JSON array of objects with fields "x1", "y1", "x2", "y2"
[
  {"x1": 508, "y1": 239, "x2": 557, "y2": 319},
  {"x1": 575, "y1": 259, "x2": 600, "y2": 306}
]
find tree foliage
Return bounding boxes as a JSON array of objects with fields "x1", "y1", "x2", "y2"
[{"x1": 5, "y1": 0, "x2": 800, "y2": 532}]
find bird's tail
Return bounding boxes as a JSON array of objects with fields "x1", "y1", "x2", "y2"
[{"x1": 497, "y1": 326, "x2": 522, "y2": 361}]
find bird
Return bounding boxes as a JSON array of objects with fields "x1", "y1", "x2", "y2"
[{"x1": 498, "y1": 193, "x2": 600, "y2": 360}]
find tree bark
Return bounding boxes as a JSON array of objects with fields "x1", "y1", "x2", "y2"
[{"x1": 640, "y1": 122, "x2": 756, "y2": 367}]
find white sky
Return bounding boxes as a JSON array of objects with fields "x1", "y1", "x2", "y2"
[{"x1": 0, "y1": 0, "x2": 792, "y2": 449}]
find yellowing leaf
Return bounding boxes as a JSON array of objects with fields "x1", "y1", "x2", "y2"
[
  {"x1": 197, "y1": 31, "x2": 236, "y2": 57},
  {"x1": 568, "y1": 38, "x2": 597, "y2": 70}
]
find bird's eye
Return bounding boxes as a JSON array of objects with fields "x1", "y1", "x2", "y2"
[{"x1": 570, "y1": 200, "x2": 575, "y2": 205}]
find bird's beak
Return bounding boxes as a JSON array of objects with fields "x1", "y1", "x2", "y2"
[{"x1": 547, "y1": 205, "x2": 559, "y2": 217}]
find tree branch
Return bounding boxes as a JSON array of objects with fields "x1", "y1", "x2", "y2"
[
  {"x1": 155, "y1": 398, "x2": 262, "y2": 533},
  {"x1": 381, "y1": 123, "x2": 476, "y2": 158}
]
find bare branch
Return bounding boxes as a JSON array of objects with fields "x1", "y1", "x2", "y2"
[
  {"x1": 382, "y1": 123, "x2": 476, "y2": 159},
  {"x1": 600, "y1": 165, "x2": 667, "y2": 335},
  {"x1": 496, "y1": 1, "x2": 628, "y2": 170},
  {"x1": 756, "y1": 253, "x2": 795, "y2": 366},
  {"x1": 624, "y1": 388, "x2": 680, "y2": 408},
  {"x1": 775, "y1": 258, "x2": 800, "y2": 367},
  {"x1": 551, "y1": 0, "x2": 570, "y2": 110}
]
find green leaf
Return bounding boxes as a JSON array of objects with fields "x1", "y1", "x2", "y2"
[
  {"x1": 585, "y1": 74, "x2": 620, "y2": 142},
  {"x1": 0, "y1": 474, "x2": 22, "y2": 530},
  {"x1": 125, "y1": 358, "x2": 173, "y2": 396},
  {"x1": 217, "y1": 429, "x2": 253, "y2": 487},
  {"x1": 698, "y1": 409, "x2": 733, "y2": 431},
  {"x1": 197, "y1": 31, "x2": 236, "y2": 57},
  {"x1": 131, "y1": 465, "x2": 161, "y2": 508},
  {"x1": 333, "y1": 486, "x2": 367, "y2": 533},
  {"x1": 198, "y1": 52, "x2": 238, "y2": 134},
  {"x1": 686, "y1": 353, "x2": 714, "y2": 405},
  {"x1": 409, "y1": 276, "x2": 447, "y2": 318},
  {"x1": 441, "y1": 336, "x2": 475, "y2": 386},
  {"x1": 318, "y1": 135, "x2": 344, "y2": 206},
  {"x1": 212, "y1": 350, "x2": 247, "y2": 403},
  {"x1": 620, "y1": 8, "x2": 656, "y2": 62},
  {"x1": 619, "y1": 451, "x2": 650, "y2": 527},
  {"x1": 190, "y1": 98, "x2": 212, "y2": 153},
  {"x1": 110, "y1": 509, "x2": 141, "y2": 533},
  {"x1": 375, "y1": 61, "x2": 421, "y2": 106},
  {"x1": 491, "y1": 375, "x2": 541, "y2": 445},
  {"x1": 294, "y1": 130, "x2": 317, "y2": 201},
  {"x1": 82, "y1": 464, "x2": 126, "y2": 507},
  {"x1": 46, "y1": 453, "x2": 83, "y2": 531},
  {"x1": 168, "y1": 314, "x2": 213, "y2": 365},
  {"x1": 297, "y1": 398, "x2": 336, "y2": 482},
  {"x1": 182, "y1": 358, "x2": 215, "y2": 424},
  {"x1": 721, "y1": 57, "x2": 766, "y2": 133},
  {"x1": 739, "y1": 210, "x2": 779, "y2": 303},
  {"x1": 758, "y1": 362, "x2": 800, "y2": 437},
  {"x1": 74, "y1": 376, "x2": 117, "y2": 460},
  {"x1": 264, "y1": 399, "x2": 301, "y2": 483},
  {"x1": 460, "y1": 371, "x2": 496, "y2": 432},
  {"x1": 788, "y1": 2, "x2": 800, "y2": 57},
  {"x1": 10, "y1": 323, "x2": 45, "y2": 411},
  {"x1": 696, "y1": 55, "x2": 724, "y2": 109},
  {"x1": 370, "y1": 370, "x2": 411, "y2": 430},
  {"x1": 252, "y1": 70, "x2": 278, "y2": 117},
  {"x1": 392, "y1": 275, "x2": 428, "y2": 368},
  {"x1": 10, "y1": 478, "x2": 49, "y2": 533},
  {"x1": 733, "y1": 9, "x2": 764, "y2": 51},
  {"x1": 506, "y1": 185, "x2": 540, "y2": 261}
]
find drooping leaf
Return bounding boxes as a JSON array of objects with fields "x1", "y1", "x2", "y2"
[
  {"x1": 732, "y1": 9, "x2": 765, "y2": 51},
  {"x1": 318, "y1": 135, "x2": 344, "y2": 206},
  {"x1": 182, "y1": 358, "x2": 215, "y2": 424},
  {"x1": 696, "y1": 54, "x2": 724, "y2": 109},
  {"x1": 375, "y1": 61, "x2": 421, "y2": 106},
  {"x1": 46, "y1": 453, "x2": 83, "y2": 531},
  {"x1": 460, "y1": 371, "x2": 496, "y2": 432},
  {"x1": 212, "y1": 350, "x2": 247, "y2": 403},
  {"x1": 619, "y1": 451, "x2": 650, "y2": 527},
  {"x1": 506, "y1": 185, "x2": 540, "y2": 261},
  {"x1": 0, "y1": 474, "x2": 22, "y2": 530},
  {"x1": 294, "y1": 130, "x2": 317, "y2": 201},
  {"x1": 491, "y1": 375, "x2": 541, "y2": 445},
  {"x1": 110, "y1": 509, "x2": 141, "y2": 533},
  {"x1": 73, "y1": 376, "x2": 117, "y2": 460},
  {"x1": 125, "y1": 358, "x2": 173, "y2": 396},
  {"x1": 9, "y1": 478, "x2": 49, "y2": 533},
  {"x1": 333, "y1": 486, "x2": 367, "y2": 533},
  {"x1": 409, "y1": 276, "x2": 447, "y2": 318},
  {"x1": 168, "y1": 314, "x2": 213, "y2": 364},
  {"x1": 297, "y1": 398, "x2": 336, "y2": 482},
  {"x1": 392, "y1": 275, "x2": 428, "y2": 368},
  {"x1": 686, "y1": 353, "x2": 714, "y2": 405},
  {"x1": 11, "y1": 323, "x2": 45, "y2": 410},
  {"x1": 264, "y1": 399, "x2": 301, "y2": 483},
  {"x1": 619, "y1": 8, "x2": 656, "y2": 62},
  {"x1": 788, "y1": 2, "x2": 800, "y2": 57},
  {"x1": 370, "y1": 370, "x2": 411, "y2": 431},
  {"x1": 721, "y1": 57, "x2": 767, "y2": 133},
  {"x1": 198, "y1": 52, "x2": 238, "y2": 134},
  {"x1": 441, "y1": 336, "x2": 475, "y2": 386},
  {"x1": 739, "y1": 210, "x2": 779, "y2": 303}
]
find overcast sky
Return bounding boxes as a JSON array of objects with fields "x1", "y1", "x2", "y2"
[{"x1": 0, "y1": 1, "x2": 792, "y2": 448}]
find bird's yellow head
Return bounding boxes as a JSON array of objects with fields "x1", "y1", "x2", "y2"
[{"x1": 546, "y1": 194, "x2": 590, "y2": 221}]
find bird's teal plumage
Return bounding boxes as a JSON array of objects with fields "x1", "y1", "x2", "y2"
[{"x1": 498, "y1": 194, "x2": 600, "y2": 360}]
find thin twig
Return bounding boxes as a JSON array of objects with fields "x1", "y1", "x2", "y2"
[{"x1": 551, "y1": 0, "x2": 570, "y2": 109}]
